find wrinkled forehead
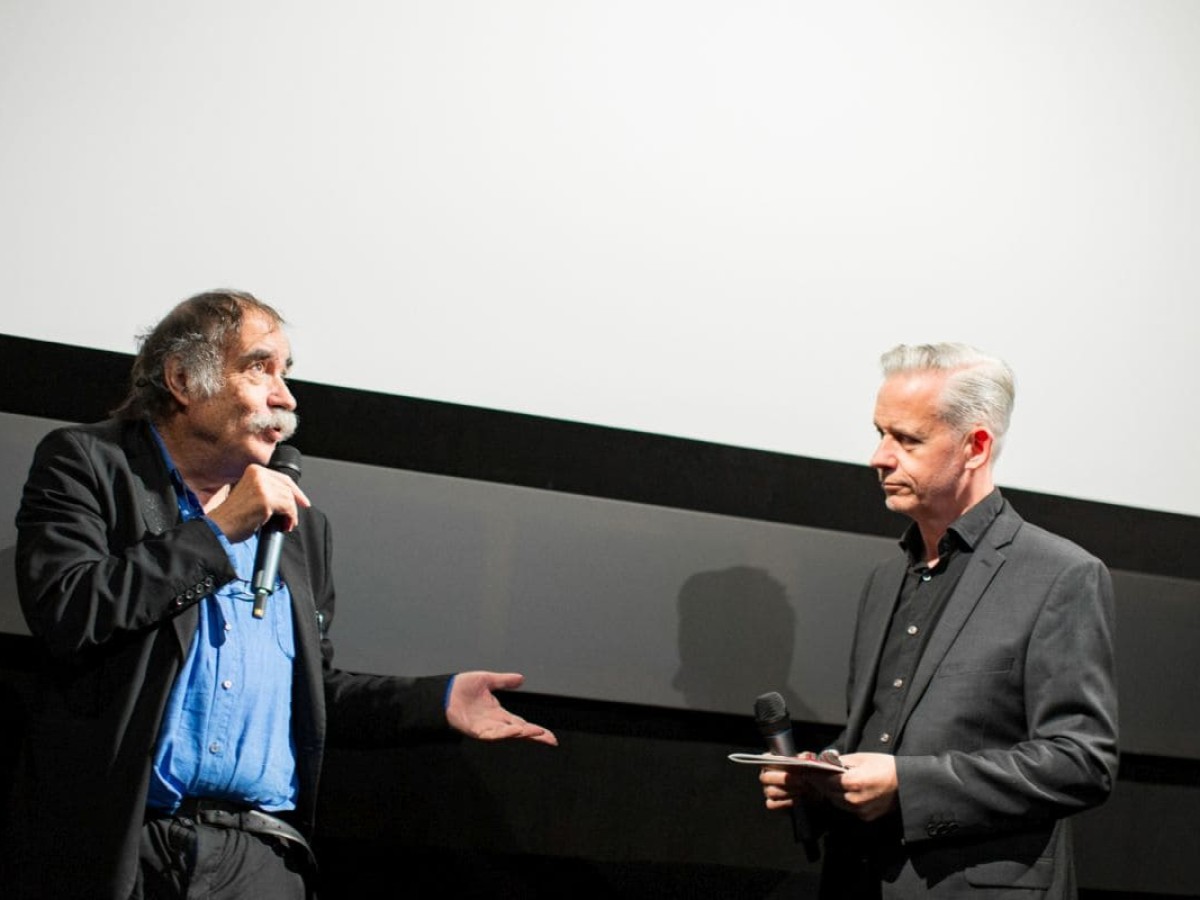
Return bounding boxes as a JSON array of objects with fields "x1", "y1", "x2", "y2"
[{"x1": 226, "y1": 309, "x2": 292, "y2": 365}]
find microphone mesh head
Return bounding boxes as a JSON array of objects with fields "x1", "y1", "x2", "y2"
[
  {"x1": 754, "y1": 691, "x2": 788, "y2": 724},
  {"x1": 269, "y1": 444, "x2": 303, "y2": 482}
]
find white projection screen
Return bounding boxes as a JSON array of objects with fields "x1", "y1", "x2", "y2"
[{"x1": 1, "y1": 0, "x2": 1198, "y2": 517}]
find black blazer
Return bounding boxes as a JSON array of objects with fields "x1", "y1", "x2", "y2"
[
  {"x1": 820, "y1": 499, "x2": 1118, "y2": 897},
  {"x1": 3, "y1": 419, "x2": 451, "y2": 900}
]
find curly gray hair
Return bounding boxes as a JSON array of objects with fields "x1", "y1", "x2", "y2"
[{"x1": 113, "y1": 289, "x2": 286, "y2": 422}]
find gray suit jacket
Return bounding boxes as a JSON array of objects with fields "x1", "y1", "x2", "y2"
[
  {"x1": 3, "y1": 419, "x2": 452, "y2": 900},
  {"x1": 822, "y1": 497, "x2": 1118, "y2": 898}
]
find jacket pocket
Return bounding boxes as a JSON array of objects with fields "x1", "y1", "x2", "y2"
[
  {"x1": 964, "y1": 855, "x2": 1054, "y2": 889},
  {"x1": 935, "y1": 655, "x2": 1014, "y2": 678}
]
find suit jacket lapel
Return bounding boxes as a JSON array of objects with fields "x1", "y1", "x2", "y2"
[
  {"x1": 124, "y1": 421, "x2": 199, "y2": 658},
  {"x1": 126, "y1": 421, "x2": 176, "y2": 537},
  {"x1": 894, "y1": 505, "x2": 1022, "y2": 741},
  {"x1": 282, "y1": 535, "x2": 319, "y2": 662},
  {"x1": 279, "y1": 525, "x2": 327, "y2": 829},
  {"x1": 280, "y1": 531, "x2": 325, "y2": 729},
  {"x1": 845, "y1": 557, "x2": 907, "y2": 749}
]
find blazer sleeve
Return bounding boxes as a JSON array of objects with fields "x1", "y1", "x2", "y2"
[
  {"x1": 894, "y1": 552, "x2": 1119, "y2": 843},
  {"x1": 15, "y1": 425, "x2": 237, "y2": 659},
  {"x1": 297, "y1": 507, "x2": 453, "y2": 747}
]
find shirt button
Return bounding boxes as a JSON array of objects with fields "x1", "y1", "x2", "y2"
[
  {"x1": 893, "y1": 678, "x2": 904, "y2": 688},
  {"x1": 880, "y1": 733, "x2": 891, "y2": 744},
  {"x1": 209, "y1": 742, "x2": 222, "y2": 754},
  {"x1": 222, "y1": 680, "x2": 233, "y2": 690},
  {"x1": 907, "y1": 625, "x2": 919, "y2": 636},
  {"x1": 224, "y1": 623, "x2": 232, "y2": 632},
  {"x1": 921, "y1": 573, "x2": 932, "y2": 582}
]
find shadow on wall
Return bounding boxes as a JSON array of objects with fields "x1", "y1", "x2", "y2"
[{"x1": 674, "y1": 565, "x2": 817, "y2": 723}]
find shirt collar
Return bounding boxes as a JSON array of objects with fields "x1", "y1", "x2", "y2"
[{"x1": 900, "y1": 488, "x2": 1005, "y2": 563}]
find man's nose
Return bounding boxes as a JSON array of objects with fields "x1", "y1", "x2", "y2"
[
  {"x1": 870, "y1": 438, "x2": 894, "y2": 470},
  {"x1": 272, "y1": 376, "x2": 297, "y2": 410}
]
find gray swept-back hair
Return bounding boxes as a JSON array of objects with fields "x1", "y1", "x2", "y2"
[
  {"x1": 880, "y1": 342, "x2": 1015, "y2": 459},
  {"x1": 113, "y1": 289, "x2": 285, "y2": 422}
]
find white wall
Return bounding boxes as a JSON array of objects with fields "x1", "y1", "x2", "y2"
[{"x1": 2, "y1": 1, "x2": 1198, "y2": 515}]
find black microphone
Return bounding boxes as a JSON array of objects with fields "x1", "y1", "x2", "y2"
[
  {"x1": 754, "y1": 691, "x2": 820, "y2": 862},
  {"x1": 754, "y1": 691, "x2": 797, "y2": 757},
  {"x1": 251, "y1": 444, "x2": 302, "y2": 619}
]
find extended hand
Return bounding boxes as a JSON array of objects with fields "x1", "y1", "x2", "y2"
[{"x1": 446, "y1": 671, "x2": 559, "y2": 746}]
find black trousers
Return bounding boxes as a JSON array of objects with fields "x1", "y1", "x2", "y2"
[{"x1": 136, "y1": 817, "x2": 310, "y2": 900}]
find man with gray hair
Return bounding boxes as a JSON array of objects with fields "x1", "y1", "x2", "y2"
[
  {"x1": 761, "y1": 343, "x2": 1117, "y2": 897},
  {"x1": 3, "y1": 289, "x2": 557, "y2": 900}
]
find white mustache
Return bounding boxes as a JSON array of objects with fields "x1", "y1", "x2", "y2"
[{"x1": 249, "y1": 410, "x2": 299, "y2": 441}]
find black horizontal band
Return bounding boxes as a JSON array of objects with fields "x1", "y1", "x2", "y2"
[{"x1": 1, "y1": 332, "x2": 1196, "y2": 581}]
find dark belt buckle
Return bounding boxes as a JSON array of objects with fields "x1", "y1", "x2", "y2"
[{"x1": 169, "y1": 798, "x2": 315, "y2": 869}]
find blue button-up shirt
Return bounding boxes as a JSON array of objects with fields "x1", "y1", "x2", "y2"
[{"x1": 146, "y1": 428, "x2": 299, "y2": 813}]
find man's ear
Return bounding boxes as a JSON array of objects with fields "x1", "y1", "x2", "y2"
[
  {"x1": 162, "y1": 357, "x2": 191, "y2": 408},
  {"x1": 964, "y1": 427, "x2": 993, "y2": 470}
]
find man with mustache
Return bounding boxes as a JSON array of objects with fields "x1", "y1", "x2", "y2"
[
  {"x1": 760, "y1": 343, "x2": 1117, "y2": 897},
  {"x1": 4, "y1": 290, "x2": 557, "y2": 899}
]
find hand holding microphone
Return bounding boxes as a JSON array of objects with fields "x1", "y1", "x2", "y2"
[
  {"x1": 251, "y1": 444, "x2": 303, "y2": 619},
  {"x1": 754, "y1": 691, "x2": 822, "y2": 861}
]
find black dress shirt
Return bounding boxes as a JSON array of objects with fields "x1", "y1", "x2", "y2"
[{"x1": 858, "y1": 489, "x2": 1006, "y2": 753}]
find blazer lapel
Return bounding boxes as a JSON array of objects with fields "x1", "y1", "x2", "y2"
[
  {"x1": 279, "y1": 525, "x2": 327, "y2": 825},
  {"x1": 894, "y1": 507, "x2": 1022, "y2": 741},
  {"x1": 280, "y1": 531, "x2": 325, "y2": 729},
  {"x1": 126, "y1": 422, "x2": 176, "y2": 538},
  {"x1": 281, "y1": 535, "x2": 319, "y2": 661},
  {"x1": 124, "y1": 422, "x2": 198, "y2": 658},
  {"x1": 845, "y1": 557, "x2": 907, "y2": 749}
]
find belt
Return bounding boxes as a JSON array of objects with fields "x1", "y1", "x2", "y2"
[{"x1": 156, "y1": 798, "x2": 316, "y2": 869}]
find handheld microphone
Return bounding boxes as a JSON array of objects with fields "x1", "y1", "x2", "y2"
[
  {"x1": 754, "y1": 691, "x2": 820, "y2": 862},
  {"x1": 251, "y1": 444, "x2": 302, "y2": 619},
  {"x1": 754, "y1": 691, "x2": 797, "y2": 757}
]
